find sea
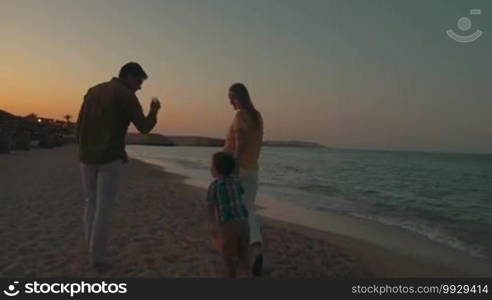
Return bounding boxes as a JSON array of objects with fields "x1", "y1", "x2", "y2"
[{"x1": 126, "y1": 145, "x2": 492, "y2": 259}]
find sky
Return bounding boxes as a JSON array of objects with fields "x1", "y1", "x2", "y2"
[{"x1": 0, "y1": 0, "x2": 491, "y2": 153}]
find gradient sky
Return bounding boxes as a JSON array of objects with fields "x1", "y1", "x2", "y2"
[{"x1": 1, "y1": 0, "x2": 491, "y2": 153}]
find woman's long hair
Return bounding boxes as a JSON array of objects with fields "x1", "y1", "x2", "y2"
[{"x1": 229, "y1": 83, "x2": 261, "y2": 128}]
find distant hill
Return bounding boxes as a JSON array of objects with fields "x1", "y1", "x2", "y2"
[
  {"x1": 126, "y1": 133, "x2": 325, "y2": 148},
  {"x1": 0, "y1": 110, "x2": 20, "y2": 122},
  {"x1": 126, "y1": 133, "x2": 223, "y2": 146},
  {"x1": 262, "y1": 140, "x2": 326, "y2": 148}
]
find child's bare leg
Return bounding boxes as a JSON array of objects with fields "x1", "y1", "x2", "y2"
[
  {"x1": 238, "y1": 222, "x2": 251, "y2": 274},
  {"x1": 238, "y1": 239, "x2": 251, "y2": 273},
  {"x1": 222, "y1": 255, "x2": 236, "y2": 278}
]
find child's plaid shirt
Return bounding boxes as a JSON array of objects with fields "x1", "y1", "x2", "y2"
[{"x1": 207, "y1": 176, "x2": 249, "y2": 224}]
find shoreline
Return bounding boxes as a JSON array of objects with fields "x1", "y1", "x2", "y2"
[
  {"x1": 260, "y1": 205, "x2": 492, "y2": 277},
  {"x1": 128, "y1": 153, "x2": 492, "y2": 277}
]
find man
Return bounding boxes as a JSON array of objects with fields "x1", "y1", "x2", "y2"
[{"x1": 77, "y1": 62, "x2": 161, "y2": 267}]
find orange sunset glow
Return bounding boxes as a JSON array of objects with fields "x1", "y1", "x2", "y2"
[{"x1": 1, "y1": 0, "x2": 491, "y2": 153}]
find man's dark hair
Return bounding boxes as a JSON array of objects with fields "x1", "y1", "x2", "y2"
[
  {"x1": 212, "y1": 152, "x2": 236, "y2": 176},
  {"x1": 119, "y1": 62, "x2": 148, "y2": 79}
]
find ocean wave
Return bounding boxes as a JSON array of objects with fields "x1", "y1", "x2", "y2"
[
  {"x1": 297, "y1": 184, "x2": 341, "y2": 196},
  {"x1": 362, "y1": 190, "x2": 379, "y2": 195},
  {"x1": 174, "y1": 159, "x2": 209, "y2": 170},
  {"x1": 350, "y1": 212, "x2": 489, "y2": 259}
]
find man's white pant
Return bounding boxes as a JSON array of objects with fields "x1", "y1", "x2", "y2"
[
  {"x1": 80, "y1": 160, "x2": 122, "y2": 263},
  {"x1": 239, "y1": 169, "x2": 262, "y2": 245}
]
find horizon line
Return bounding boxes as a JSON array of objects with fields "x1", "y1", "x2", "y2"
[{"x1": 129, "y1": 132, "x2": 492, "y2": 156}]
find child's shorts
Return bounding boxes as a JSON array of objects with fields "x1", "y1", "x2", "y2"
[{"x1": 217, "y1": 219, "x2": 250, "y2": 259}]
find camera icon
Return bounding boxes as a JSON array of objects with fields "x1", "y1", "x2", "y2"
[
  {"x1": 447, "y1": 9, "x2": 483, "y2": 43},
  {"x1": 3, "y1": 281, "x2": 20, "y2": 297}
]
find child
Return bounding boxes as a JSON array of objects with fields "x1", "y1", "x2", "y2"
[{"x1": 207, "y1": 152, "x2": 250, "y2": 278}]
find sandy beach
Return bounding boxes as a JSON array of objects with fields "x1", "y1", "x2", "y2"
[{"x1": 0, "y1": 145, "x2": 490, "y2": 278}]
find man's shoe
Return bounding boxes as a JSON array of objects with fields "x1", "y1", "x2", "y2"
[{"x1": 252, "y1": 254, "x2": 263, "y2": 277}]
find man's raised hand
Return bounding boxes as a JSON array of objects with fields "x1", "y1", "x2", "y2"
[{"x1": 150, "y1": 97, "x2": 161, "y2": 112}]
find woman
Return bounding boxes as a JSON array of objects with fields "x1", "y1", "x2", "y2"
[{"x1": 223, "y1": 83, "x2": 264, "y2": 276}]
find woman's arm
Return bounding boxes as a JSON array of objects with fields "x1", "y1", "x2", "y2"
[
  {"x1": 232, "y1": 111, "x2": 250, "y2": 175},
  {"x1": 233, "y1": 128, "x2": 247, "y2": 175},
  {"x1": 222, "y1": 120, "x2": 235, "y2": 154}
]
